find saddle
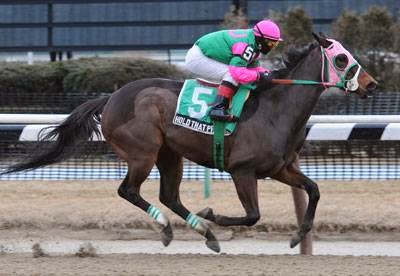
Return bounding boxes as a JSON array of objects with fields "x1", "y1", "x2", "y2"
[{"x1": 173, "y1": 79, "x2": 255, "y2": 171}]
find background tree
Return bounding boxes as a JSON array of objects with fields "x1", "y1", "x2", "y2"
[
  {"x1": 332, "y1": 10, "x2": 363, "y2": 51},
  {"x1": 359, "y1": 6, "x2": 395, "y2": 90},
  {"x1": 361, "y1": 6, "x2": 394, "y2": 52},
  {"x1": 221, "y1": 5, "x2": 248, "y2": 29},
  {"x1": 280, "y1": 7, "x2": 314, "y2": 46},
  {"x1": 391, "y1": 21, "x2": 400, "y2": 53},
  {"x1": 264, "y1": 7, "x2": 313, "y2": 67}
]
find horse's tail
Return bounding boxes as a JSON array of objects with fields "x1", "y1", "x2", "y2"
[{"x1": 2, "y1": 96, "x2": 110, "y2": 174}]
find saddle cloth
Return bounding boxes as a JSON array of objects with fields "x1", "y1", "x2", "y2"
[{"x1": 173, "y1": 79, "x2": 253, "y2": 135}]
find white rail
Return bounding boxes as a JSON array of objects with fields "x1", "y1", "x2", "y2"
[
  {"x1": 1, "y1": 114, "x2": 400, "y2": 124},
  {"x1": 308, "y1": 115, "x2": 400, "y2": 124},
  {"x1": 0, "y1": 114, "x2": 68, "y2": 124}
]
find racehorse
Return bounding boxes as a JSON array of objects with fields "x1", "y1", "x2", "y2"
[{"x1": 3, "y1": 33, "x2": 377, "y2": 252}]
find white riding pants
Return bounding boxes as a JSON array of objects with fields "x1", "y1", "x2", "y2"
[{"x1": 185, "y1": 45, "x2": 238, "y2": 86}]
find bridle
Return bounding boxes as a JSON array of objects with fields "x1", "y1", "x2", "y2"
[
  {"x1": 320, "y1": 43, "x2": 362, "y2": 93},
  {"x1": 271, "y1": 41, "x2": 362, "y2": 94}
]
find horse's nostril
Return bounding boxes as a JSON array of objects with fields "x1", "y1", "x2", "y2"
[{"x1": 366, "y1": 82, "x2": 377, "y2": 91}]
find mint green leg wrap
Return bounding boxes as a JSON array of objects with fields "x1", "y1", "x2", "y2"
[
  {"x1": 147, "y1": 205, "x2": 168, "y2": 227},
  {"x1": 186, "y1": 213, "x2": 207, "y2": 235},
  {"x1": 186, "y1": 213, "x2": 200, "y2": 228}
]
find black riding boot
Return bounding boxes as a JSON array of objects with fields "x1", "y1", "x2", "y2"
[{"x1": 209, "y1": 95, "x2": 234, "y2": 122}]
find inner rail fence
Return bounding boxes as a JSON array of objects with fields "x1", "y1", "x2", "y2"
[
  {"x1": 1, "y1": 114, "x2": 400, "y2": 181},
  {"x1": 3, "y1": 91, "x2": 400, "y2": 115}
]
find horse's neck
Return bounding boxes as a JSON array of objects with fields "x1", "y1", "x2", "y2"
[{"x1": 274, "y1": 47, "x2": 324, "y2": 128}]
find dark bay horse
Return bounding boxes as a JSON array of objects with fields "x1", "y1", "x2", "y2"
[{"x1": 4, "y1": 33, "x2": 377, "y2": 252}]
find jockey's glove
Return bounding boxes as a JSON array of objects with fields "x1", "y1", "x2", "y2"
[{"x1": 258, "y1": 72, "x2": 274, "y2": 83}]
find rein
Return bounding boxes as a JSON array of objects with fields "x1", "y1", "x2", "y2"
[{"x1": 270, "y1": 79, "x2": 345, "y2": 89}]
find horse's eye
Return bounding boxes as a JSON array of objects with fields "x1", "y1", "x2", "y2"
[{"x1": 334, "y1": 54, "x2": 349, "y2": 70}]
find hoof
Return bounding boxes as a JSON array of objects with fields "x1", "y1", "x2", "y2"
[
  {"x1": 206, "y1": 239, "x2": 221, "y2": 253},
  {"x1": 160, "y1": 222, "x2": 173, "y2": 247},
  {"x1": 204, "y1": 228, "x2": 220, "y2": 253},
  {"x1": 197, "y1": 207, "x2": 215, "y2": 222},
  {"x1": 289, "y1": 232, "x2": 303, "y2": 248}
]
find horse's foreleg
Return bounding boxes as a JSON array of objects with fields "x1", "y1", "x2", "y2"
[
  {"x1": 272, "y1": 163, "x2": 320, "y2": 249},
  {"x1": 291, "y1": 187, "x2": 313, "y2": 255},
  {"x1": 198, "y1": 172, "x2": 260, "y2": 227},
  {"x1": 157, "y1": 147, "x2": 220, "y2": 253},
  {"x1": 118, "y1": 158, "x2": 173, "y2": 247}
]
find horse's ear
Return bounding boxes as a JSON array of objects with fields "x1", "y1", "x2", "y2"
[
  {"x1": 312, "y1": 32, "x2": 332, "y2": 48},
  {"x1": 318, "y1": 32, "x2": 328, "y2": 39}
]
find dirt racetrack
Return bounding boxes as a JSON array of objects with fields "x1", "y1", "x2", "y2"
[
  {"x1": 1, "y1": 253, "x2": 399, "y2": 276},
  {"x1": 0, "y1": 179, "x2": 399, "y2": 275}
]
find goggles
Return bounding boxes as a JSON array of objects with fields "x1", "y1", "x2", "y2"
[{"x1": 265, "y1": 39, "x2": 279, "y2": 49}]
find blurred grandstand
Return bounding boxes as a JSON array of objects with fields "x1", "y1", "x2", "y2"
[{"x1": 0, "y1": 0, "x2": 398, "y2": 63}]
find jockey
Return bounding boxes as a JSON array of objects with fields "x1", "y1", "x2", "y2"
[{"x1": 185, "y1": 19, "x2": 283, "y2": 121}]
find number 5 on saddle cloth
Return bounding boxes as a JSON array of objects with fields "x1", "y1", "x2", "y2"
[{"x1": 173, "y1": 79, "x2": 254, "y2": 171}]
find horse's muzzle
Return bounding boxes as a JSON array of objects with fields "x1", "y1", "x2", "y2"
[
  {"x1": 357, "y1": 70, "x2": 378, "y2": 98},
  {"x1": 366, "y1": 82, "x2": 377, "y2": 93}
]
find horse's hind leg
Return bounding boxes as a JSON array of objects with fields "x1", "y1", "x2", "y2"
[
  {"x1": 197, "y1": 171, "x2": 261, "y2": 227},
  {"x1": 272, "y1": 162, "x2": 320, "y2": 249},
  {"x1": 156, "y1": 146, "x2": 220, "y2": 253},
  {"x1": 117, "y1": 157, "x2": 173, "y2": 247}
]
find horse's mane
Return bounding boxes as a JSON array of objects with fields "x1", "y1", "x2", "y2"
[
  {"x1": 280, "y1": 43, "x2": 319, "y2": 72},
  {"x1": 255, "y1": 43, "x2": 319, "y2": 92}
]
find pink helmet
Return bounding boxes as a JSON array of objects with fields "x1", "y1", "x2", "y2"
[{"x1": 253, "y1": 20, "x2": 283, "y2": 41}]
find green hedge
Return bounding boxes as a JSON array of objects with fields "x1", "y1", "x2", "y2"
[
  {"x1": 0, "y1": 57, "x2": 188, "y2": 113},
  {"x1": 0, "y1": 57, "x2": 186, "y2": 96},
  {"x1": 61, "y1": 57, "x2": 188, "y2": 95}
]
